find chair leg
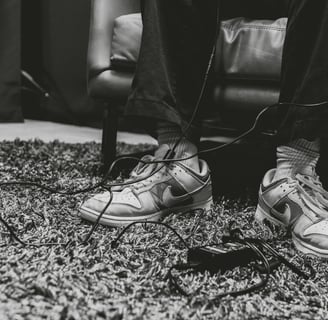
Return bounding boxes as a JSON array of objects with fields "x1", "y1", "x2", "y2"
[{"x1": 102, "y1": 107, "x2": 118, "y2": 172}]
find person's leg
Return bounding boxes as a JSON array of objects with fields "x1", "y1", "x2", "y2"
[
  {"x1": 80, "y1": 0, "x2": 217, "y2": 226},
  {"x1": 125, "y1": 0, "x2": 288, "y2": 171},
  {"x1": 125, "y1": 0, "x2": 218, "y2": 171},
  {"x1": 127, "y1": 0, "x2": 288, "y2": 123},
  {"x1": 280, "y1": 0, "x2": 328, "y2": 108},
  {"x1": 274, "y1": 0, "x2": 328, "y2": 182},
  {"x1": 256, "y1": 0, "x2": 328, "y2": 258}
]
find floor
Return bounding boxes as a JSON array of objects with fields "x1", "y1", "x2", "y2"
[
  {"x1": 0, "y1": 119, "x2": 157, "y2": 145},
  {"x1": 0, "y1": 119, "x2": 228, "y2": 145}
]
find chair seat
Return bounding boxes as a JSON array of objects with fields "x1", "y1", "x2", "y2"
[
  {"x1": 90, "y1": 14, "x2": 287, "y2": 102},
  {"x1": 110, "y1": 14, "x2": 287, "y2": 80}
]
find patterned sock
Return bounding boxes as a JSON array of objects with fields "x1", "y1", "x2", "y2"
[
  {"x1": 156, "y1": 121, "x2": 200, "y2": 172},
  {"x1": 273, "y1": 138, "x2": 320, "y2": 181}
]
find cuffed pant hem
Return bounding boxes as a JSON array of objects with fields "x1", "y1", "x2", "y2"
[
  {"x1": 276, "y1": 103, "x2": 328, "y2": 143},
  {"x1": 125, "y1": 98, "x2": 201, "y2": 143},
  {"x1": 125, "y1": 98, "x2": 182, "y2": 127}
]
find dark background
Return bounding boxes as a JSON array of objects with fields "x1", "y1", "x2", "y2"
[
  {"x1": 0, "y1": 0, "x2": 22, "y2": 122},
  {"x1": 21, "y1": 0, "x2": 101, "y2": 126}
]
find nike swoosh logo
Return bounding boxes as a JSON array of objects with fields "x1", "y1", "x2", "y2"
[
  {"x1": 271, "y1": 203, "x2": 291, "y2": 225},
  {"x1": 161, "y1": 186, "x2": 192, "y2": 208}
]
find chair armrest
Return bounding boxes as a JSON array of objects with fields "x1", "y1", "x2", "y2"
[{"x1": 87, "y1": 0, "x2": 140, "y2": 82}]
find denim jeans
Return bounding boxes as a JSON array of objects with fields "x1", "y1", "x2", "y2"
[{"x1": 125, "y1": 0, "x2": 328, "y2": 142}]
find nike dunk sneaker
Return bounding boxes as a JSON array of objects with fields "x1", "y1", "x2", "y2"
[
  {"x1": 79, "y1": 146, "x2": 213, "y2": 227},
  {"x1": 255, "y1": 169, "x2": 328, "y2": 258}
]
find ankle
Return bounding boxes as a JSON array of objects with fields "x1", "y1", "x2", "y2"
[
  {"x1": 273, "y1": 138, "x2": 320, "y2": 181},
  {"x1": 156, "y1": 121, "x2": 200, "y2": 171}
]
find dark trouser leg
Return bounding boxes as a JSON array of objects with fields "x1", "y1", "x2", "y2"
[
  {"x1": 125, "y1": 0, "x2": 218, "y2": 140},
  {"x1": 278, "y1": 0, "x2": 328, "y2": 142}
]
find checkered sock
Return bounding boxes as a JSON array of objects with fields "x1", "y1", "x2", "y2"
[
  {"x1": 157, "y1": 121, "x2": 199, "y2": 172},
  {"x1": 273, "y1": 138, "x2": 320, "y2": 181}
]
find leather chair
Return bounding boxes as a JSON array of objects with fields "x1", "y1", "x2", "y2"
[{"x1": 87, "y1": 0, "x2": 288, "y2": 168}]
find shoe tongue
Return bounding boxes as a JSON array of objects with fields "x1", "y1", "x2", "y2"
[
  {"x1": 132, "y1": 154, "x2": 156, "y2": 176},
  {"x1": 119, "y1": 145, "x2": 171, "y2": 190},
  {"x1": 154, "y1": 144, "x2": 172, "y2": 160}
]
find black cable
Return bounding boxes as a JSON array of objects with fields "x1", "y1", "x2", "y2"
[
  {"x1": 0, "y1": 215, "x2": 27, "y2": 246},
  {"x1": 21, "y1": 70, "x2": 78, "y2": 124},
  {"x1": 225, "y1": 225, "x2": 310, "y2": 279},
  {"x1": 120, "y1": 100, "x2": 328, "y2": 164},
  {"x1": 81, "y1": 188, "x2": 113, "y2": 244},
  {"x1": 166, "y1": 263, "x2": 203, "y2": 296},
  {"x1": 21, "y1": 70, "x2": 49, "y2": 98},
  {"x1": 1, "y1": 100, "x2": 328, "y2": 245},
  {"x1": 83, "y1": 100, "x2": 328, "y2": 174},
  {"x1": 225, "y1": 228, "x2": 311, "y2": 280},
  {"x1": 0, "y1": 214, "x2": 68, "y2": 247},
  {"x1": 111, "y1": 221, "x2": 191, "y2": 250},
  {"x1": 250, "y1": 238, "x2": 311, "y2": 279},
  {"x1": 0, "y1": 180, "x2": 103, "y2": 195},
  {"x1": 165, "y1": 0, "x2": 222, "y2": 160}
]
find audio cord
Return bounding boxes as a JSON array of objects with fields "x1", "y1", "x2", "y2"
[
  {"x1": 1, "y1": 99, "x2": 326, "y2": 194},
  {"x1": 1, "y1": 100, "x2": 328, "y2": 247}
]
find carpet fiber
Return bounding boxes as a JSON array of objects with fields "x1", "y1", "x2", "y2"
[{"x1": 0, "y1": 140, "x2": 328, "y2": 320}]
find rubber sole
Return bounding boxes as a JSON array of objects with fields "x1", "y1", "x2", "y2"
[
  {"x1": 255, "y1": 204, "x2": 328, "y2": 259},
  {"x1": 80, "y1": 197, "x2": 213, "y2": 227},
  {"x1": 292, "y1": 235, "x2": 328, "y2": 259}
]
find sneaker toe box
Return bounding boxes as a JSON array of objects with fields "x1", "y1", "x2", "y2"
[
  {"x1": 80, "y1": 190, "x2": 149, "y2": 218},
  {"x1": 300, "y1": 220, "x2": 328, "y2": 253}
]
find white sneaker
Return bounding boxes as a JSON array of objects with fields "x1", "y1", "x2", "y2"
[
  {"x1": 79, "y1": 146, "x2": 213, "y2": 227},
  {"x1": 256, "y1": 169, "x2": 328, "y2": 258}
]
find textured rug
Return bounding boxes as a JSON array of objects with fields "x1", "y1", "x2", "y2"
[{"x1": 0, "y1": 140, "x2": 327, "y2": 320}]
